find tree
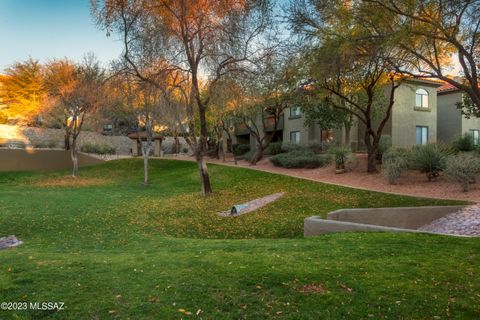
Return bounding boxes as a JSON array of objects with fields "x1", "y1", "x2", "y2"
[
  {"x1": 92, "y1": 0, "x2": 271, "y2": 195},
  {"x1": 44, "y1": 56, "x2": 107, "y2": 177},
  {"x1": 290, "y1": 0, "x2": 401, "y2": 173},
  {"x1": 360, "y1": 0, "x2": 480, "y2": 115},
  {"x1": 0, "y1": 59, "x2": 47, "y2": 125},
  {"x1": 232, "y1": 54, "x2": 302, "y2": 165}
]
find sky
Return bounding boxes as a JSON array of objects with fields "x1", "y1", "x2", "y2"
[{"x1": 0, "y1": 0, "x2": 123, "y2": 70}]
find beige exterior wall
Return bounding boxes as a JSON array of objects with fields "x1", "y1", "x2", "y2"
[
  {"x1": 437, "y1": 92, "x2": 463, "y2": 142},
  {"x1": 437, "y1": 91, "x2": 480, "y2": 142},
  {"x1": 390, "y1": 81, "x2": 438, "y2": 147},
  {"x1": 282, "y1": 107, "x2": 311, "y2": 146}
]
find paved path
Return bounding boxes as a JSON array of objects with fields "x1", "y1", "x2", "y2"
[{"x1": 419, "y1": 205, "x2": 480, "y2": 237}]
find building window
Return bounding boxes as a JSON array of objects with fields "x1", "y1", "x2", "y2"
[
  {"x1": 290, "y1": 131, "x2": 300, "y2": 144},
  {"x1": 290, "y1": 106, "x2": 301, "y2": 117},
  {"x1": 416, "y1": 126, "x2": 429, "y2": 145},
  {"x1": 415, "y1": 88, "x2": 429, "y2": 108},
  {"x1": 470, "y1": 129, "x2": 479, "y2": 145}
]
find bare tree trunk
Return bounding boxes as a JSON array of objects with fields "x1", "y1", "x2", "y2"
[
  {"x1": 197, "y1": 107, "x2": 213, "y2": 195},
  {"x1": 71, "y1": 138, "x2": 78, "y2": 177},
  {"x1": 64, "y1": 131, "x2": 71, "y2": 150},
  {"x1": 143, "y1": 151, "x2": 149, "y2": 185},
  {"x1": 221, "y1": 132, "x2": 227, "y2": 162},
  {"x1": 344, "y1": 126, "x2": 351, "y2": 146},
  {"x1": 365, "y1": 133, "x2": 378, "y2": 173},
  {"x1": 195, "y1": 147, "x2": 212, "y2": 195},
  {"x1": 174, "y1": 135, "x2": 180, "y2": 155}
]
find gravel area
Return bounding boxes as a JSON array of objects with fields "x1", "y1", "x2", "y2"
[
  {"x1": 0, "y1": 235, "x2": 23, "y2": 249},
  {"x1": 419, "y1": 205, "x2": 480, "y2": 237},
  {"x1": 218, "y1": 192, "x2": 285, "y2": 217},
  {"x1": 172, "y1": 154, "x2": 480, "y2": 202}
]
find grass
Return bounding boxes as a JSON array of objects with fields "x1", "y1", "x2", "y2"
[{"x1": 0, "y1": 159, "x2": 479, "y2": 319}]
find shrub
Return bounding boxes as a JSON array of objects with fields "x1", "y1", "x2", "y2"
[
  {"x1": 242, "y1": 150, "x2": 256, "y2": 162},
  {"x1": 328, "y1": 145, "x2": 351, "y2": 170},
  {"x1": 307, "y1": 141, "x2": 329, "y2": 154},
  {"x1": 378, "y1": 135, "x2": 392, "y2": 155},
  {"x1": 444, "y1": 153, "x2": 480, "y2": 192},
  {"x1": 281, "y1": 142, "x2": 303, "y2": 153},
  {"x1": 409, "y1": 144, "x2": 446, "y2": 181},
  {"x1": 182, "y1": 147, "x2": 189, "y2": 153},
  {"x1": 267, "y1": 141, "x2": 284, "y2": 155},
  {"x1": 270, "y1": 150, "x2": 330, "y2": 169},
  {"x1": 33, "y1": 140, "x2": 57, "y2": 148},
  {"x1": 382, "y1": 148, "x2": 410, "y2": 184},
  {"x1": 451, "y1": 134, "x2": 478, "y2": 152},
  {"x1": 80, "y1": 142, "x2": 116, "y2": 155},
  {"x1": 232, "y1": 143, "x2": 250, "y2": 156},
  {"x1": 345, "y1": 153, "x2": 359, "y2": 171}
]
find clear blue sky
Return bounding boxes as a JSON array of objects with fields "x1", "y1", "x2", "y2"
[{"x1": 0, "y1": 0, "x2": 122, "y2": 70}]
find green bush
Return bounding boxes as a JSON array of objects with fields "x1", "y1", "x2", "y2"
[
  {"x1": 409, "y1": 144, "x2": 447, "y2": 181},
  {"x1": 267, "y1": 141, "x2": 284, "y2": 155},
  {"x1": 378, "y1": 135, "x2": 392, "y2": 155},
  {"x1": 444, "y1": 153, "x2": 480, "y2": 192},
  {"x1": 33, "y1": 140, "x2": 57, "y2": 148},
  {"x1": 281, "y1": 142, "x2": 303, "y2": 153},
  {"x1": 307, "y1": 141, "x2": 328, "y2": 154},
  {"x1": 80, "y1": 142, "x2": 116, "y2": 155},
  {"x1": 382, "y1": 148, "x2": 410, "y2": 184},
  {"x1": 451, "y1": 134, "x2": 478, "y2": 152},
  {"x1": 232, "y1": 144, "x2": 250, "y2": 156},
  {"x1": 328, "y1": 145, "x2": 351, "y2": 170},
  {"x1": 270, "y1": 150, "x2": 330, "y2": 169},
  {"x1": 241, "y1": 150, "x2": 256, "y2": 162}
]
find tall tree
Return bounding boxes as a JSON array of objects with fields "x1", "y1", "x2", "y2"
[
  {"x1": 291, "y1": 0, "x2": 401, "y2": 172},
  {"x1": 44, "y1": 56, "x2": 107, "y2": 177},
  {"x1": 360, "y1": 0, "x2": 480, "y2": 115},
  {"x1": 92, "y1": 0, "x2": 271, "y2": 195},
  {"x1": 0, "y1": 59, "x2": 47, "y2": 125}
]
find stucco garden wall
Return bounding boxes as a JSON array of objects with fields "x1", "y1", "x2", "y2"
[{"x1": 0, "y1": 124, "x2": 132, "y2": 154}]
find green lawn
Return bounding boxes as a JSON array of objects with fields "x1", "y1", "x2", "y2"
[{"x1": 0, "y1": 159, "x2": 479, "y2": 319}]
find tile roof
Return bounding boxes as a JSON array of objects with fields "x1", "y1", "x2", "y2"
[{"x1": 437, "y1": 82, "x2": 459, "y2": 93}]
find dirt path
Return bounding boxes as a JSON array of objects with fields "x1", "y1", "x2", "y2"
[{"x1": 168, "y1": 154, "x2": 479, "y2": 203}]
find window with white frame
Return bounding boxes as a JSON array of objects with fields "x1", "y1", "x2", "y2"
[
  {"x1": 470, "y1": 129, "x2": 479, "y2": 145},
  {"x1": 416, "y1": 126, "x2": 429, "y2": 145},
  {"x1": 290, "y1": 131, "x2": 300, "y2": 144},
  {"x1": 415, "y1": 88, "x2": 429, "y2": 108},
  {"x1": 290, "y1": 106, "x2": 301, "y2": 117}
]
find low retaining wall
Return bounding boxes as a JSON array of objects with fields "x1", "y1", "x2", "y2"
[
  {"x1": 0, "y1": 149, "x2": 104, "y2": 172},
  {"x1": 304, "y1": 206, "x2": 466, "y2": 237}
]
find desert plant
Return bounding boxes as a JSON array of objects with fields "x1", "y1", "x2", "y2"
[
  {"x1": 241, "y1": 150, "x2": 256, "y2": 162},
  {"x1": 270, "y1": 150, "x2": 331, "y2": 168},
  {"x1": 451, "y1": 134, "x2": 478, "y2": 152},
  {"x1": 382, "y1": 148, "x2": 410, "y2": 184},
  {"x1": 444, "y1": 153, "x2": 480, "y2": 192},
  {"x1": 281, "y1": 142, "x2": 303, "y2": 153},
  {"x1": 232, "y1": 144, "x2": 250, "y2": 156},
  {"x1": 80, "y1": 142, "x2": 116, "y2": 155},
  {"x1": 376, "y1": 135, "x2": 392, "y2": 163},
  {"x1": 409, "y1": 144, "x2": 447, "y2": 181},
  {"x1": 267, "y1": 141, "x2": 284, "y2": 155},
  {"x1": 328, "y1": 145, "x2": 351, "y2": 172}
]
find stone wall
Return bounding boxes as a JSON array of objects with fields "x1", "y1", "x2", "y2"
[
  {"x1": 0, "y1": 124, "x2": 132, "y2": 155},
  {"x1": 0, "y1": 124, "x2": 191, "y2": 155}
]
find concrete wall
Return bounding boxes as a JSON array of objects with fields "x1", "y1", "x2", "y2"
[
  {"x1": 0, "y1": 149, "x2": 104, "y2": 172},
  {"x1": 304, "y1": 205, "x2": 465, "y2": 237}
]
